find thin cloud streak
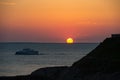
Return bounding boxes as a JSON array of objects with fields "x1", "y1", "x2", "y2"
[{"x1": 0, "y1": 2, "x2": 16, "y2": 6}]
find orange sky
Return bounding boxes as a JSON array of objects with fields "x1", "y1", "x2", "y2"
[{"x1": 0, "y1": 0, "x2": 120, "y2": 43}]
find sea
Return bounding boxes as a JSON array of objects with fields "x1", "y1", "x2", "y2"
[{"x1": 0, "y1": 43, "x2": 98, "y2": 76}]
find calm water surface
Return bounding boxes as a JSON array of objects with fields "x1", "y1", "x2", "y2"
[{"x1": 0, "y1": 43, "x2": 98, "y2": 76}]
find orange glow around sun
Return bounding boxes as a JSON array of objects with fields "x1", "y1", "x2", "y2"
[{"x1": 66, "y1": 38, "x2": 74, "y2": 44}]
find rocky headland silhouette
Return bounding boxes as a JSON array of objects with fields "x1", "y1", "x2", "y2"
[{"x1": 0, "y1": 34, "x2": 120, "y2": 80}]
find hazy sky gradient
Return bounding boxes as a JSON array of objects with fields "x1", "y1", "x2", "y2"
[{"x1": 0, "y1": 0, "x2": 120, "y2": 43}]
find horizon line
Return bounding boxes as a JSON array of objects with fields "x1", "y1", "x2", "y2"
[{"x1": 0, "y1": 42, "x2": 99, "y2": 44}]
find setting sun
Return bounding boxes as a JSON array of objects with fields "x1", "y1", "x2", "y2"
[{"x1": 66, "y1": 38, "x2": 74, "y2": 44}]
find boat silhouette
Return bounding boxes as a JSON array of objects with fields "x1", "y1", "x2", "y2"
[{"x1": 15, "y1": 48, "x2": 39, "y2": 55}]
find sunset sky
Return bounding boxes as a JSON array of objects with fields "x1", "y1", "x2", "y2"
[{"x1": 0, "y1": 0, "x2": 120, "y2": 43}]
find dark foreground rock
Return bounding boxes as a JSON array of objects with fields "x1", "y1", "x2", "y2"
[
  {"x1": 0, "y1": 34, "x2": 120, "y2": 80},
  {"x1": 0, "y1": 75, "x2": 30, "y2": 80},
  {"x1": 31, "y1": 66, "x2": 68, "y2": 80}
]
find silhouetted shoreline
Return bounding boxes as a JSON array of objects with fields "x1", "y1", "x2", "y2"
[{"x1": 0, "y1": 34, "x2": 120, "y2": 80}]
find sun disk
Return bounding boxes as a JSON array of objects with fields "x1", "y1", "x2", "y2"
[{"x1": 66, "y1": 38, "x2": 74, "y2": 44}]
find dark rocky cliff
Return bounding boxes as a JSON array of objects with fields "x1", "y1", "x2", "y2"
[
  {"x1": 1, "y1": 34, "x2": 120, "y2": 80},
  {"x1": 72, "y1": 36, "x2": 120, "y2": 73}
]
